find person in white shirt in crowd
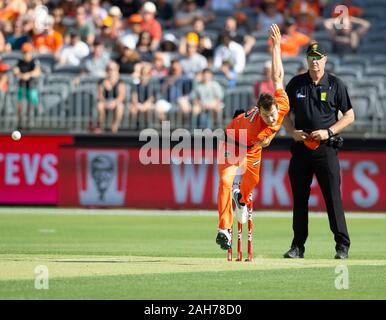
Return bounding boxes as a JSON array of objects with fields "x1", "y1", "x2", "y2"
[
  {"x1": 213, "y1": 31, "x2": 246, "y2": 74},
  {"x1": 159, "y1": 33, "x2": 180, "y2": 68},
  {"x1": 59, "y1": 32, "x2": 90, "y2": 66}
]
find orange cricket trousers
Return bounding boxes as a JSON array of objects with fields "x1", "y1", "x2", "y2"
[{"x1": 217, "y1": 145, "x2": 262, "y2": 230}]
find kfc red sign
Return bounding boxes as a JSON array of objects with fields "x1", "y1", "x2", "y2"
[{"x1": 59, "y1": 148, "x2": 129, "y2": 206}]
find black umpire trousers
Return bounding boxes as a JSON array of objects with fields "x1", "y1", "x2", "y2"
[{"x1": 288, "y1": 142, "x2": 351, "y2": 252}]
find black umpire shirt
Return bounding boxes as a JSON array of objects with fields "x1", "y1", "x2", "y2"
[{"x1": 285, "y1": 71, "x2": 353, "y2": 132}]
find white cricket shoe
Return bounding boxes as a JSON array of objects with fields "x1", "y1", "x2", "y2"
[
  {"x1": 232, "y1": 189, "x2": 248, "y2": 224},
  {"x1": 216, "y1": 228, "x2": 232, "y2": 250}
]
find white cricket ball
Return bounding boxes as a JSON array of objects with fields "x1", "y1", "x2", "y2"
[{"x1": 11, "y1": 130, "x2": 21, "y2": 141}]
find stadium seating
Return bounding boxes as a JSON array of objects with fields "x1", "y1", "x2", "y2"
[{"x1": 0, "y1": 52, "x2": 23, "y2": 67}]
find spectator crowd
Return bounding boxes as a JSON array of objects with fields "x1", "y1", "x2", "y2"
[{"x1": 0, "y1": 0, "x2": 374, "y2": 132}]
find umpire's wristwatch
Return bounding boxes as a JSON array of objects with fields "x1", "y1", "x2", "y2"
[{"x1": 327, "y1": 128, "x2": 334, "y2": 138}]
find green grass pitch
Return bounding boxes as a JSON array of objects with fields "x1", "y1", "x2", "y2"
[{"x1": 0, "y1": 208, "x2": 385, "y2": 299}]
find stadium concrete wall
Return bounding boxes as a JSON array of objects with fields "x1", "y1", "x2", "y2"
[{"x1": 0, "y1": 134, "x2": 385, "y2": 211}]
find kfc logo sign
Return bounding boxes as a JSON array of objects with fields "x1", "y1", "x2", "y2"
[{"x1": 76, "y1": 150, "x2": 128, "y2": 206}]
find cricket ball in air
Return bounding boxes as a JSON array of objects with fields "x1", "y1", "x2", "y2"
[{"x1": 11, "y1": 130, "x2": 21, "y2": 141}]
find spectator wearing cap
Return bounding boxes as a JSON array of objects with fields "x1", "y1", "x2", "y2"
[
  {"x1": 13, "y1": 42, "x2": 41, "y2": 129},
  {"x1": 174, "y1": 0, "x2": 215, "y2": 33},
  {"x1": 324, "y1": 13, "x2": 370, "y2": 56},
  {"x1": 118, "y1": 14, "x2": 143, "y2": 51},
  {"x1": 178, "y1": 18, "x2": 213, "y2": 60},
  {"x1": 82, "y1": 40, "x2": 110, "y2": 78},
  {"x1": 140, "y1": 2, "x2": 163, "y2": 50},
  {"x1": 179, "y1": 33, "x2": 208, "y2": 79},
  {"x1": 213, "y1": 32, "x2": 246, "y2": 74},
  {"x1": 96, "y1": 61, "x2": 126, "y2": 133},
  {"x1": 5, "y1": 19, "x2": 30, "y2": 52},
  {"x1": 59, "y1": 32, "x2": 90, "y2": 66},
  {"x1": 108, "y1": 6, "x2": 124, "y2": 39},
  {"x1": 74, "y1": 6, "x2": 96, "y2": 46},
  {"x1": 136, "y1": 31, "x2": 155, "y2": 62},
  {"x1": 99, "y1": 16, "x2": 116, "y2": 51},
  {"x1": 159, "y1": 33, "x2": 180, "y2": 67},
  {"x1": 254, "y1": 60, "x2": 275, "y2": 100},
  {"x1": 224, "y1": 16, "x2": 256, "y2": 56},
  {"x1": 256, "y1": 0, "x2": 284, "y2": 32},
  {"x1": 33, "y1": 15, "x2": 64, "y2": 55},
  {"x1": 154, "y1": 0, "x2": 175, "y2": 29},
  {"x1": 268, "y1": 18, "x2": 310, "y2": 56}
]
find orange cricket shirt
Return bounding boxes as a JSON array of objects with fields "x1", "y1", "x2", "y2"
[{"x1": 226, "y1": 88, "x2": 290, "y2": 147}]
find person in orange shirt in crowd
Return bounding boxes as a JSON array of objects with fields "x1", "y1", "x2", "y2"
[
  {"x1": 33, "y1": 15, "x2": 64, "y2": 55},
  {"x1": 216, "y1": 24, "x2": 289, "y2": 250},
  {"x1": 268, "y1": 17, "x2": 310, "y2": 56},
  {"x1": 140, "y1": 1, "x2": 162, "y2": 50}
]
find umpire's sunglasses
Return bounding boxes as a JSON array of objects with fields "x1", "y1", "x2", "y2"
[{"x1": 307, "y1": 54, "x2": 324, "y2": 61}]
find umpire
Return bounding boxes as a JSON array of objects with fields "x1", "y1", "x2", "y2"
[{"x1": 283, "y1": 41, "x2": 355, "y2": 259}]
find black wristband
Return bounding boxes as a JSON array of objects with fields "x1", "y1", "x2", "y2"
[{"x1": 327, "y1": 128, "x2": 333, "y2": 138}]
